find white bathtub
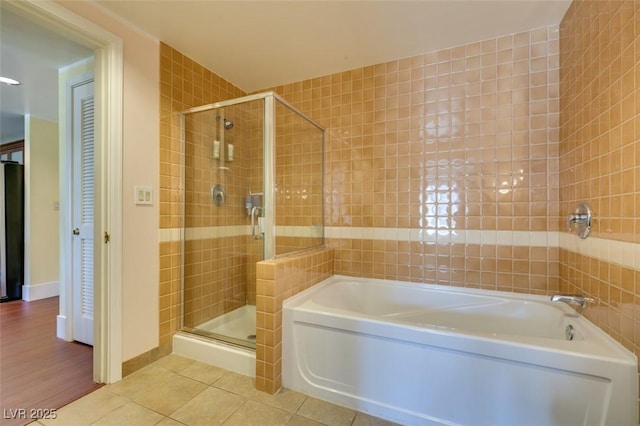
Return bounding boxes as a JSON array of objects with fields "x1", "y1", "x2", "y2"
[{"x1": 283, "y1": 275, "x2": 637, "y2": 426}]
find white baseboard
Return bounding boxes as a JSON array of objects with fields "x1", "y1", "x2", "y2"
[{"x1": 22, "y1": 281, "x2": 59, "y2": 301}]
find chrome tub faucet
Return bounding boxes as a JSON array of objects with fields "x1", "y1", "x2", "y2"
[{"x1": 551, "y1": 294, "x2": 594, "y2": 310}]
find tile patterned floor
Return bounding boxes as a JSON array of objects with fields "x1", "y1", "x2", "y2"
[{"x1": 30, "y1": 355, "x2": 398, "y2": 426}]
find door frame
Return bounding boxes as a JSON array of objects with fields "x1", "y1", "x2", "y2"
[{"x1": 6, "y1": 0, "x2": 124, "y2": 384}]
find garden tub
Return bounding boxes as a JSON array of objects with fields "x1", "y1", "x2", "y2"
[{"x1": 282, "y1": 275, "x2": 637, "y2": 425}]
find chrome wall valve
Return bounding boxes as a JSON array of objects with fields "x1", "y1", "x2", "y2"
[{"x1": 567, "y1": 202, "x2": 592, "y2": 239}]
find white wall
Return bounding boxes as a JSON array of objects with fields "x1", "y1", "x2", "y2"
[
  {"x1": 23, "y1": 116, "x2": 60, "y2": 300},
  {"x1": 57, "y1": 0, "x2": 160, "y2": 362}
]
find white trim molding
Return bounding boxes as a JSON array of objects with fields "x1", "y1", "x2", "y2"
[
  {"x1": 10, "y1": 0, "x2": 125, "y2": 384},
  {"x1": 325, "y1": 227, "x2": 560, "y2": 248},
  {"x1": 56, "y1": 314, "x2": 68, "y2": 340},
  {"x1": 22, "y1": 281, "x2": 60, "y2": 301}
]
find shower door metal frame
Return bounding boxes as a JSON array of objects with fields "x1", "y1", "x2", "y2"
[{"x1": 263, "y1": 95, "x2": 275, "y2": 259}]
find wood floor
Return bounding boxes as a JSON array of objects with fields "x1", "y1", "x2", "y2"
[{"x1": 0, "y1": 297, "x2": 101, "y2": 426}]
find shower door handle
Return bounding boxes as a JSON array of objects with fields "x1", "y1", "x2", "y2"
[{"x1": 251, "y1": 206, "x2": 264, "y2": 240}]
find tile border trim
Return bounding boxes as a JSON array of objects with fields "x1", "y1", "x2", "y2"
[
  {"x1": 559, "y1": 233, "x2": 640, "y2": 271},
  {"x1": 159, "y1": 227, "x2": 640, "y2": 270}
]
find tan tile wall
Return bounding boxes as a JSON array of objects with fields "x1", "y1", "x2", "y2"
[
  {"x1": 265, "y1": 26, "x2": 561, "y2": 291},
  {"x1": 559, "y1": 249, "x2": 638, "y2": 346},
  {"x1": 559, "y1": 0, "x2": 639, "y2": 244},
  {"x1": 331, "y1": 239, "x2": 558, "y2": 294},
  {"x1": 159, "y1": 241, "x2": 181, "y2": 345},
  {"x1": 558, "y1": 0, "x2": 640, "y2": 407},
  {"x1": 255, "y1": 248, "x2": 334, "y2": 394}
]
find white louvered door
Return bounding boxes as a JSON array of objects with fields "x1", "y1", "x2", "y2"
[{"x1": 72, "y1": 79, "x2": 95, "y2": 346}]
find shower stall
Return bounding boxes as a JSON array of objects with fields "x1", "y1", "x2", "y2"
[{"x1": 177, "y1": 92, "x2": 324, "y2": 361}]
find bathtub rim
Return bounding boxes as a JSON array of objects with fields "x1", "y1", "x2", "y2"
[
  {"x1": 286, "y1": 273, "x2": 581, "y2": 308},
  {"x1": 283, "y1": 274, "x2": 638, "y2": 367}
]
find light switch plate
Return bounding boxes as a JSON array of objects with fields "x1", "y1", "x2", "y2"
[{"x1": 134, "y1": 186, "x2": 153, "y2": 205}]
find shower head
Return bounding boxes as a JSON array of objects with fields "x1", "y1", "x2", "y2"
[{"x1": 223, "y1": 118, "x2": 234, "y2": 130}]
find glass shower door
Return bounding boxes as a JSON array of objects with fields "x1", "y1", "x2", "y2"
[{"x1": 181, "y1": 98, "x2": 264, "y2": 349}]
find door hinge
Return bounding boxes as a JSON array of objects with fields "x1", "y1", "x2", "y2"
[{"x1": 104, "y1": 231, "x2": 110, "y2": 244}]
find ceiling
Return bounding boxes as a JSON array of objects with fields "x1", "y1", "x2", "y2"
[
  {"x1": 0, "y1": 6, "x2": 93, "y2": 143},
  {"x1": 1, "y1": 1, "x2": 572, "y2": 144},
  {"x1": 96, "y1": 0, "x2": 572, "y2": 92}
]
